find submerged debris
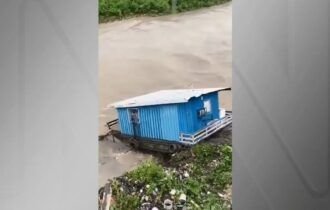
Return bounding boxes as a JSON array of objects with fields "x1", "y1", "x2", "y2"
[{"x1": 100, "y1": 143, "x2": 232, "y2": 210}]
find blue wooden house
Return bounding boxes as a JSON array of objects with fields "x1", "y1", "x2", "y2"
[{"x1": 110, "y1": 87, "x2": 232, "y2": 145}]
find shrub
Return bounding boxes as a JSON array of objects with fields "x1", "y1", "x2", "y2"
[
  {"x1": 108, "y1": 144, "x2": 232, "y2": 209},
  {"x1": 99, "y1": 0, "x2": 170, "y2": 21},
  {"x1": 99, "y1": 0, "x2": 231, "y2": 22},
  {"x1": 127, "y1": 159, "x2": 166, "y2": 183},
  {"x1": 176, "y1": 0, "x2": 230, "y2": 12}
]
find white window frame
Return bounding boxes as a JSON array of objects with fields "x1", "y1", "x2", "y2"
[
  {"x1": 203, "y1": 99, "x2": 212, "y2": 113},
  {"x1": 128, "y1": 108, "x2": 140, "y2": 124}
]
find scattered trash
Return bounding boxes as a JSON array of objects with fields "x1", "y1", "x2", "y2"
[
  {"x1": 99, "y1": 144, "x2": 232, "y2": 209},
  {"x1": 170, "y1": 189, "x2": 176, "y2": 196},
  {"x1": 163, "y1": 199, "x2": 174, "y2": 210},
  {"x1": 218, "y1": 193, "x2": 225, "y2": 198},
  {"x1": 141, "y1": 195, "x2": 149, "y2": 202},
  {"x1": 140, "y1": 202, "x2": 151, "y2": 210},
  {"x1": 152, "y1": 190, "x2": 158, "y2": 196},
  {"x1": 190, "y1": 199, "x2": 200, "y2": 209},
  {"x1": 179, "y1": 193, "x2": 186, "y2": 204}
]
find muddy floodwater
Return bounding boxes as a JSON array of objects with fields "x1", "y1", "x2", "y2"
[{"x1": 99, "y1": 3, "x2": 232, "y2": 187}]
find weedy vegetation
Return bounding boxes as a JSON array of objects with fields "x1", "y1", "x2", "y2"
[
  {"x1": 99, "y1": 0, "x2": 232, "y2": 22},
  {"x1": 108, "y1": 143, "x2": 232, "y2": 210}
]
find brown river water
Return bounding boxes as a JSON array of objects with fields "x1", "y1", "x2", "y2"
[{"x1": 99, "y1": 3, "x2": 232, "y2": 187}]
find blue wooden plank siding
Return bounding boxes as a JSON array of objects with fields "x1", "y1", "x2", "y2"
[
  {"x1": 117, "y1": 104, "x2": 180, "y2": 141},
  {"x1": 116, "y1": 91, "x2": 220, "y2": 141},
  {"x1": 177, "y1": 103, "x2": 193, "y2": 134},
  {"x1": 117, "y1": 108, "x2": 133, "y2": 135},
  {"x1": 160, "y1": 105, "x2": 180, "y2": 140},
  {"x1": 178, "y1": 92, "x2": 220, "y2": 134},
  {"x1": 139, "y1": 106, "x2": 162, "y2": 139}
]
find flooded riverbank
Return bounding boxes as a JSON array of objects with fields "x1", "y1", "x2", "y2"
[{"x1": 99, "y1": 3, "x2": 232, "y2": 187}]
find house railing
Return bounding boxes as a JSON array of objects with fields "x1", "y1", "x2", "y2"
[
  {"x1": 106, "y1": 119, "x2": 119, "y2": 130},
  {"x1": 179, "y1": 113, "x2": 232, "y2": 145}
]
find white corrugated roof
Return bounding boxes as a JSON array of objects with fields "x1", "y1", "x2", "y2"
[{"x1": 110, "y1": 87, "x2": 231, "y2": 108}]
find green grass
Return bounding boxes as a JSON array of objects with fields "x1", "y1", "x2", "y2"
[
  {"x1": 109, "y1": 144, "x2": 232, "y2": 210},
  {"x1": 99, "y1": 0, "x2": 231, "y2": 22}
]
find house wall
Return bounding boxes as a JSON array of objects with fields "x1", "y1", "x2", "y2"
[
  {"x1": 116, "y1": 91, "x2": 220, "y2": 140},
  {"x1": 117, "y1": 108, "x2": 133, "y2": 135},
  {"x1": 117, "y1": 104, "x2": 180, "y2": 141},
  {"x1": 178, "y1": 91, "x2": 220, "y2": 134}
]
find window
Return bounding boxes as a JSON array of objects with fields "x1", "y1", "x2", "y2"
[
  {"x1": 128, "y1": 108, "x2": 140, "y2": 124},
  {"x1": 197, "y1": 108, "x2": 206, "y2": 118},
  {"x1": 197, "y1": 99, "x2": 212, "y2": 118},
  {"x1": 204, "y1": 100, "x2": 211, "y2": 113}
]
